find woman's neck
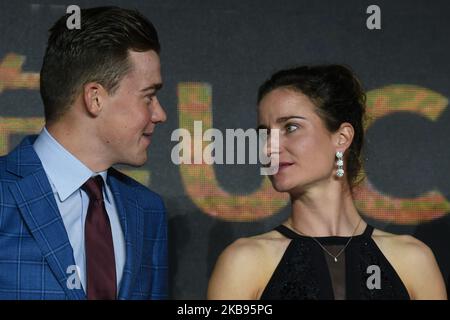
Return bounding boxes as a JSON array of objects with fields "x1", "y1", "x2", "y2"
[{"x1": 287, "y1": 180, "x2": 364, "y2": 237}]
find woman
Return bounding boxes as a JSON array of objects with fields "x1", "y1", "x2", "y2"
[{"x1": 207, "y1": 65, "x2": 447, "y2": 300}]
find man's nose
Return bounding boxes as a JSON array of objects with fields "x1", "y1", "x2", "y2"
[{"x1": 151, "y1": 97, "x2": 167, "y2": 123}]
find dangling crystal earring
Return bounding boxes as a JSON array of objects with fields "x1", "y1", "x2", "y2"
[{"x1": 336, "y1": 151, "x2": 344, "y2": 177}]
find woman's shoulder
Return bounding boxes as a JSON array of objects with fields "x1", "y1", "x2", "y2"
[
  {"x1": 207, "y1": 229, "x2": 290, "y2": 299},
  {"x1": 371, "y1": 228, "x2": 447, "y2": 299},
  {"x1": 372, "y1": 228, "x2": 439, "y2": 275},
  {"x1": 218, "y1": 230, "x2": 290, "y2": 270},
  {"x1": 372, "y1": 228, "x2": 435, "y2": 260}
]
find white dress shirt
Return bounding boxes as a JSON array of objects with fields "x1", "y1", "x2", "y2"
[{"x1": 33, "y1": 128, "x2": 125, "y2": 293}]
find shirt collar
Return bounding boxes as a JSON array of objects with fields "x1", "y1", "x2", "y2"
[{"x1": 33, "y1": 127, "x2": 110, "y2": 202}]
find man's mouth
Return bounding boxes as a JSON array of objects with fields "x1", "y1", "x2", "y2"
[{"x1": 142, "y1": 132, "x2": 153, "y2": 144}]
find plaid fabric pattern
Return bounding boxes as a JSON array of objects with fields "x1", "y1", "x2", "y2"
[{"x1": 0, "y1": 136, "x2": 168, "y2": 300}]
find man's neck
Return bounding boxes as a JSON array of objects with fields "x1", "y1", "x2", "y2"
[{"x1": 46, "y1": 121, "x2": 111, "y2": 173}]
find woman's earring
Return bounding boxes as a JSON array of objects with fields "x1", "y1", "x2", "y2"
[{"x1": 336, "y1": 151, "x2": 344, "y2": 177}]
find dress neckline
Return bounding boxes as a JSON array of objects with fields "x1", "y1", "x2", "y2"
[{"x1": 275, "y1": 223, "x2": 373, "y2": 245}]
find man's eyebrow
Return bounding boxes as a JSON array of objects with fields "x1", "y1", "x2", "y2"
[
  {"x1": 140, "y1": 83, "x2": 163, "y2": 92},
  {"x1": 276, "y1": 115, "x2": 307, "y2": 123}
]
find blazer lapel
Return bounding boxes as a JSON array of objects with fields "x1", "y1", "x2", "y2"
[
  {"x1": 6, "y1": 137, "x2": 86, "y2": 300},
  {"x1": 108, "y1": 169, "x2": 144, "y2": 300}
]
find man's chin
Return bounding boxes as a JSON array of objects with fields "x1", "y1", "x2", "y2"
[
  {"x1": 133, "y1": 156, "x2": 148, "y2": 167},
  {"x1": 117, "y1": 155, "x2": 148, "y2": 167}
]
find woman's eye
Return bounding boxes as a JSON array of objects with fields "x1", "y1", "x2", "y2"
[{"x1": 286, "y1": 124, "x2": 298, "y2": 133}]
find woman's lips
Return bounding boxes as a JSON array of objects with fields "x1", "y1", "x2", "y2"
[
  {"x1": 277, "y1": 162, "x2": 293, "y2": 172},
  {"x1": 262, "y1": 162, "x2": 293, "y2": 175}
]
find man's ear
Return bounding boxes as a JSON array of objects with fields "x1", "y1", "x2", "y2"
[
  {"x1": 334, "y1": 122, "x2": 354, "y2": 152},
  {"x1": 83, "y1": 82, "x2": 107, "y2": 116}
]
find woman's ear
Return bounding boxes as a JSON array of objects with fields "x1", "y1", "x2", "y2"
[{"x1": 334, "y1": 122, "x2": 354, "y2": 151}]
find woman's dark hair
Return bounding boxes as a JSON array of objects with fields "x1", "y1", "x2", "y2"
[
  {"x1": 40, "y1": 6, "x2": 160, "y2": 124},
  {"x1": 257, "y1": 65, "x2": 366, "y2": 188}
]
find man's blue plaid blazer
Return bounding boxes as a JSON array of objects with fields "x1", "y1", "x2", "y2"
[{"x1": 0, "y1": 136, "x2": 168, "y2": 299}]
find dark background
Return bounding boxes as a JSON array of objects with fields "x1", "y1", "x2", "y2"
[{"x1": 0, "y1": 0, "x2": 449, "y2": 298}]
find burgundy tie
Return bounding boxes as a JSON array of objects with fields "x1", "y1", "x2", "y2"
[{"x1": 82, "y1": 176, "x2": 117, "y2": 300}]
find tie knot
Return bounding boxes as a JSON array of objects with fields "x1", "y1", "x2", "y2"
[{"x1": 82, "y1": 176, "x2": 104, "y2": 201}]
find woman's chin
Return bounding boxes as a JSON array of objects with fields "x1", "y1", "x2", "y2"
[
  {"x1": 271, "y1": 181, "x2": 293, "y2": 193},
  {"x1": 271, "y1": 179, "x2": 307, "y2": 195}
]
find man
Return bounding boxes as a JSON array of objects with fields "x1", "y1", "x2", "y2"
[{"x1": 0, "y1": 6, "x2": 167, "y2": 299}]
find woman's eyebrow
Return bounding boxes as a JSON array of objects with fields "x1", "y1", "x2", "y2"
[{"x1": 276, "y1": 115, "x2": 307, "y2": 123}]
